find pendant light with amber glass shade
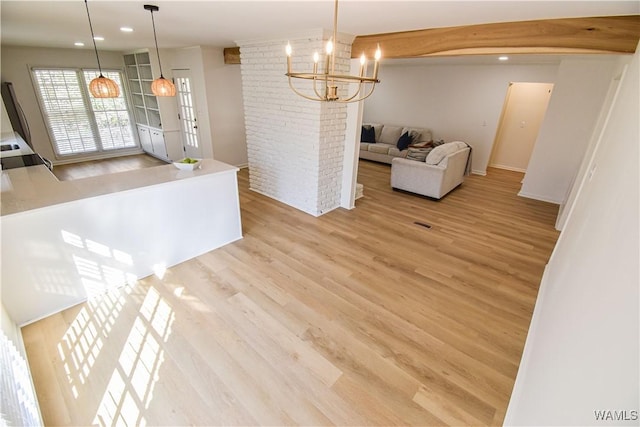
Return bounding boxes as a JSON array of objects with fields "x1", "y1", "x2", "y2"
[
  {"x1": 84, "y1": 0, "x2": 120, "y2": 98},
  {"x1": 144, "y1": 4, "x2": 176, "y2": 97}
]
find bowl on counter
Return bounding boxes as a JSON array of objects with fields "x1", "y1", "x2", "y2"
[{"x1": 173, "y1": 158, "x2": 202, "y2": 170}]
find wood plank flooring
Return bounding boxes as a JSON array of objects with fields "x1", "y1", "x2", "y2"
[
  {"x1": 52, "y1": 154, "x2": 166, "y2": 181},
  {"x1": 22, "y1": 159, "x2": 560, "y2": 426}
]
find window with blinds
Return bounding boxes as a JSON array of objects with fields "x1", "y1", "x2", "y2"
[{"x1": 32, "y1": 68, "x2": 137, "y2": 157}]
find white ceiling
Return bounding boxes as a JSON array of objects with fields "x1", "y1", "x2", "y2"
[{"x1": 1, "y1": 1, "x2": 638, "y2": 55}]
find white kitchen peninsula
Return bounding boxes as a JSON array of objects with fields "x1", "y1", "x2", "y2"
[{"x1": 1, "y1": 159, "x2": 242, "y2": 325}]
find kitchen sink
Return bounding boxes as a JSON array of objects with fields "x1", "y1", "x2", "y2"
[{"x1": 1, "y1": 144, "x2": 20, "y2": 151}]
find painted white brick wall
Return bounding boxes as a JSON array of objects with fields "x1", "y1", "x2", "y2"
[{"x1": 239, "y1": 31, "x2": 351, "y2": 216}]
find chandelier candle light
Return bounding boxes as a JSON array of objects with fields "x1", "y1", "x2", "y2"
[
  {"x1": 84, "y1": 0, "x2": 119, "y2": 98},
  {"x1": 285, "y1": 0, "x2": 381, "y2": 103},
  {"x1": 144, "y1": 4, "x2": 176, "y2": 97}
]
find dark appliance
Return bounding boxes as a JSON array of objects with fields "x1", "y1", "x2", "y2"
[
  {"x1": 1, "y1": 82, "x2": 52, "y2": 170},
  {"x1": 1, "y1": 82, "x2": 32, "y2": 148}
]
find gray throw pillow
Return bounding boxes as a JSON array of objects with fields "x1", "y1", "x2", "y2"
[{"x1": 406, "y1": 147, "x2": 433, "y2": 162}]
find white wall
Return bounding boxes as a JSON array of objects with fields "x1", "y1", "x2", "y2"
[
  {"x1": 520, "y1": 57, "x2": 623, "y2": 204},
  {"x1": 1, "y1": 99, "x2": 14, "y2": 139},
  {"x1": 505, "y1": 45, "x2": 639, "y2": 426},
  {"x1": 201, "y1": 46, "x2": 248, "y2": 167},
  {"x1": 363, "y1": 62, "x2": 559, "y2": 174},
  {"x1": 554, "y1": 61, "x2": 628, "y2": 230},
  {"x1": 0, "y1": 45, "x2": 128, "y2": 162}
]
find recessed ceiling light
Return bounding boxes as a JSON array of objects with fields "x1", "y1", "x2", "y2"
[
  {"x1": 74, "y1": 42, "x2": 85, "y2": 47},
  {"x1": 498, "y1": 56, "x2": 509, "y2": 61},
  {"x1": 120, "y1": 27, "x2": 133, "y2": 32},
  {"x1": 93, "y1": 36, "x2": 104, "y2": 41}
]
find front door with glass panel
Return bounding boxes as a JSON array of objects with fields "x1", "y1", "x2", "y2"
[{"x1": 173, "y1": 69, "x2": 201, "y2": 159}]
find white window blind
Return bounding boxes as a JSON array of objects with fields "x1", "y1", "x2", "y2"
[
  {"x1": 33, "y1": 68, "x2": 136, "y2": 157},
  {"x1": 83, "y1": 71, "x2": 136, "y2": 151}
]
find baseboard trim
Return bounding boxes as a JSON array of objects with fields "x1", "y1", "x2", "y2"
[
  {"x1": 489, "y1": 163, "x2": 527, "y2": 173},
  {"x1": 518, "y1": 190, "x2": 561, "y2": 204},
  {"x1": 248, "y1": 186, "x2": 322, "y2": 217},
  {"x1": 472, "y1": 169, "x2": 486, "y2": 176}
]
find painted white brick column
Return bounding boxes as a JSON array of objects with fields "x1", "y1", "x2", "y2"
[{"x1": 238, "y1": 30, "x2": 352, "y2": 216}]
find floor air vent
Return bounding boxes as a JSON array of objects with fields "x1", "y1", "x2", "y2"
[{"x1": 414, "y1": 221, "x2": 432, "y2": 229}]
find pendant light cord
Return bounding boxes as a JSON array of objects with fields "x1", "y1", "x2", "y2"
[
  {"x1": 149, "y1": 9, "x2": 165, "y2": 78},
  {"x1": 84, "y1": 0, "x2": 104, "y2": 77}
]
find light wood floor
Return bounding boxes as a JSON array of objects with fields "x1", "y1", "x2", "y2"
[
  {"x1": 22, "y1": 159, "x2": 560, "y2": 426},
  {"x1": 52, "y1": 154, "x2": 166, "y2": 181}
]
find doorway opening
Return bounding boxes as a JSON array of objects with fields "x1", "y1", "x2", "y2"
[{"x1": 489, "y1": 82, "x2": 554, "y2": 173}]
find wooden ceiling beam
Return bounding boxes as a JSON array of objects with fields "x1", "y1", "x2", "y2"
[
  {"x1": 224, "y1": 15, "x2": 640, "y2": 64},
  {"x1": 224, "y1": 47, "x2": 241, "y2": 64},
  {"x1": 351, "y1": 15, "x2": 640, "y2": 59}
]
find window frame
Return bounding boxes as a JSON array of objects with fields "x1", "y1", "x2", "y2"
[{"x1": 31, "y1": 66, "x2": 140, "y2": 160}]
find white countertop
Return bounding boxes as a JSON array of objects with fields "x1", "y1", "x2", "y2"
[{"x1": 1, "y1": 159, "x2": 238, "y2": 216}]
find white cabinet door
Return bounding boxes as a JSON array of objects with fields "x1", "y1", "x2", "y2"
[
  {"x1": 150, "y1": 129, "x2": 168, "y2": 160},
  {"x1": 137, "y1": 125, "x2": 153, "y2": 153},
  {"x1": 163, "y1": 130, "x2": 184, "y2": 161}
]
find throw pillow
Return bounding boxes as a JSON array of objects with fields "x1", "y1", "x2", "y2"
[
  {"x1": 406, "y1": 147, "x2": 433, "y2": 162},
  {"x1": 361, "y1": 125, "x2": 376, "y2": 143},
  {"x1": 396, "y1": 131, "x2": 413, "y2": 151},
  {"x1": 409, "y1": 130, "x2": 421, "y2": 144}
]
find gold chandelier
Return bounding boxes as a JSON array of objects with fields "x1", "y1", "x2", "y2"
[{"x1": 285, "y1": 0, "x2": 381, "y2": 103}]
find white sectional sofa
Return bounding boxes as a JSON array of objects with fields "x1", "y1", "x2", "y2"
[
  {"x1": 391, "y1": 141, "x2": 471, "y2": 199},
  {"x1": 359, "y1": 123, "x2": 433, "y2": 164}
]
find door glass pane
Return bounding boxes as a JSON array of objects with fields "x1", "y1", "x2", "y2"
[{"x1": 175, "y1": 77, "x2": 198, "y2": 150}]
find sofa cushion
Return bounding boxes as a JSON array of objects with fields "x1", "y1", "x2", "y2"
[
  {"x1": 379, "y1": 125, "x2": 403, "y2": 144},
  {"x1": 388, "y1": 146, "x2": 408, "y2": 158},
  {"x1": 361, "y1": 125, "x2": 376, "y2": 143},
  {"x1": 425, "y1": 141, "x2": 468, "y2": 165},
  {"x1": 360, "y1": 142, "x2": 371, "y2": 151},
  {"x1": 368, "y1": 143, "x2": 395, "y2": 154}
]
